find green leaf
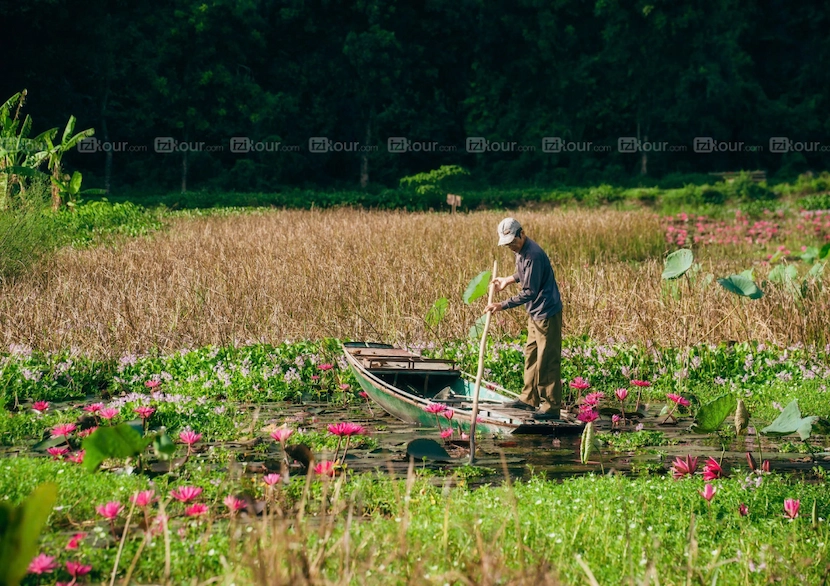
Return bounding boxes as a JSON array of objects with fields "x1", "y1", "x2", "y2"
[
  {"x1": 152, "y1": 432, "x2": 176, "y2": 461},
  {"x1": 801, "y1": 246, "x2": 820, "y2": 263},
  {"x1": 661, "y1": 249, "x2": 693, "y2": 280},
  {"x1": 0, "y1": 483, "x2": 57, "y2": 586},
  {"x1": 691, "y1": 394, "x2": 737, "y2": 433},
  {"x1": 819, "y1": 243, "x2": 830, "y2": 260},
  {"x1": 760, "y1": 400, "x2": 819, "y2": 441},
  {"x1": 808, "y1": 261, "x2": 825, "y2": 280},
  {"x1": 462, "y1": 270, "x2": 491, "y2": 304},
  {"x1": 406, "y1": 438, "x2": 451, "y2": 461},
  {"x1": 69, "y1": 171, "x2": 82, "y2": 195},
  {"x1": 82, "y1": 423, "x2": 154, "y2": 472},
  {"x1": 768, "y1": 264, "x2": 797, "y2": 284},
  {"x1": 717, "y1": 274, "x2": 764, "y2": 299},
  {"x1": 580, "y1": 422, "x2": 595, "y2": 464},
  {"x1": 739, "y1": 268, "x2": 755, "y2": 281},
  {"x1": 468, "y1": 314, "x2": 487, "y2": 340},
  {"x1": 425, "y1": 297, "x2": 448, "y2": 328}
]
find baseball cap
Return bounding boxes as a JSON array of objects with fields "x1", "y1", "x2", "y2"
[{"x1": 497, "y1": 217, "x2": 522, "y2": 245}]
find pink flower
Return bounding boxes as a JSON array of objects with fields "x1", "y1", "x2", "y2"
[
  {"x1": 615, "y1": 388, "x2": 628, "y2": 401},
  {"x1": 635, "y1": 423, "x2": 644, "y2": 432},
  {"x1": 359, "y1": 391, "x2": 369, "y2": 398},
  {"x1": 314, "y1": 461, "x2": 336, "y2": 477},
  {"x1": 99, "y1": 407, "x2": 119, "y2": 420},
  {"x1": 224, "y1": 495, "x2": 247, "y2": 513},
  {"x1": 702, "y1": 457, "x2": 723, "y2": 481},
  {"x1": 145, "y1": 379, "x2": 160, "y2": 389},
  {"x1": 185, "y1": 503, "x2": 209, "y2": 517},
  {"x1": 96, "y1": 501, "x2": 123, "y2": 520},
  {"x1": 441, "y1": 409, "x2": 455, "y2": 421},
  {"x1": 130, "y1": 490, "x2": 156, "y2": 507},
  {"x1": 27, "y1": 553, "x2": 58, "y2": 574},
  {"x1": 178, "y1": 430, "x2": 202, "y2": 446},
  {"x1": 671, "y1": 455, "x2": 698, "y2": 479},
  {"x1": 339, "y1": 384, "x2": 351, "y2": 390},
  {"x1": 134, "y1": 406, "x2": 155, "y2": 419},
  {"x1": 631, "y1": 380, "x2": 651, "y2": 387},
  {"x1": 762, "y1": 460, "x2": 770, "y2": 473},
  {"x1": 77, "y1": 426, "x2": 97, "y2": 438},
  {"x1": 66, "y1": 532, "x2": 87, "y2": 550},
  {"x1": 461, "y1": 432, "x2": 469, "y2": 440},
  {"x1": 424, "y1": 402, "x2": 448, "y2": 414},
  {"x1": 66, "y1": 561, "x2": 92, "y2": 577},
  {"x1": 311, "y1": 375, "x2": 320, "y2": 381},
  {"x1": 270, "y1": 427, "x2": 293, "y2": 443},
  {"x1": 611, "y1": 414, "x2": 621, "y2": 425},
  {"x1": 83, "y1": 402, "x2": 104, "y2": 413},
  {"x1": 699, "y1": 483, "x2": 716, "y2": 503},
  {"x1": 32, "y1": 401, "x2": 50, "y2": 413},
  {"x1": 170, "y1": 486, "x2": 203, "y2": 503},
  {"x1": 784, "y1": 499, "x2": 800, "y2": 519},
  {"x1": 738, "y1": 503, "x2": 749, "y2": 517},
  {"x1": 51, "y1": 423, "x2": 77, "y2": 438},
  {"x1": 47, "y1": 446, "x2": 69, "y2": 459},
  {"x1": 569, "y1": 377, "x2": 590, "y2": 390},
  {"x1": 66, "y1": 450, "x2": 85, "y2": 464},
  {"x1": 440, "y1": 428, "x2": 453, "y2": 439},
  {"x1": 666, "y1": 393, "x2": 690, "y2": 407},
  {"x1": 327, "y1": 422, "x2": 365, "y2": 437},
  {"x1": 584, "y1": 392, "x2": 605, "y2": 406},
  {"x1": 263, "y1": 473, "x2": 281, "y2": 486},
  {"x1": 577, "y1": 410, "x2": 599, "y2": 423},
  {"x1": 318, "y1": 363, "x2": 333, "y2": 371}
]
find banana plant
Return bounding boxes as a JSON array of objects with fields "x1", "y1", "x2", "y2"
[{"x1": 42, "y1": 115, "x2": 95, "y2": 210}]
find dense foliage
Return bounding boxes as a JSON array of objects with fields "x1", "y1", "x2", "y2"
[{"x1": 3, "y1": 1, "x2": 830, "y2": 192}]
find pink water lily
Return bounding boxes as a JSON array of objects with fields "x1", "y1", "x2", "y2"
[
  {"x1": 611, "y1": 414, "x2": 621, "y2": 426},
  {"x1": 314, "y1": 460, "x2": 336, "y2": 477},
  {"x1": 170, "y1": 486, "x2": 203, "y2": 503},
  {"x1": 178, "y1": 430, "x2": 202, "y2": 446},
  {"x1": 424, "y1": 402, "x2": 448, "y2": 414},
  {"x1": 671, "y1": 455, "x2": 698, "y2": 479},
  {"x1": 32, "y1": 401, "x2": 50, "y2": 413},
  {"x1": 584, "y1": 391, "x2": 605, "y2": 406},
  {"x1": 699, "y1": 483, "x2": 716, "y2": 503},
  {"x1": 442, "y1": 408, "x2": 455, "y2": 421},
  {"x1": 66, "y1": 561, "x2": 92, "y2": 577},
  {"x1": 99, "y1": 407, "x2": 119, "y2": 420},
  {"x1": 83, "y1": 402, "x2": 104, "y2": 413},
  {"x1": 134, "y1": 406, "x2": 155, "y2": 419},
  {"x1": 440, "y1": 428, "x2": 453, "y2": 440},
  {"x1": 185, "y1": 503, "x2": 209, "y2": 517},
  {"x1": 784, "y1": 499, "x2": 800, "y2": 519},
  {"x1": 269, "y1": 427, "x2": 293, "y2": 443},
  {"x1": 666, "y1": 393, "x2": 690, "y2": 407},
  {"x1": 47, "y1": 446, "x2": 69, "y2": 459},
  {"x1": 77, "y1": 426, "x2": 97, "y2": 438},
  {"x1": 318, "y1": 363, "x2": 333, "y2": 371},
  {"x1": 339, "y1": 383, "x2": 351, "y2": 390},
  {"x1": 615, "y1": 388, "x2": 628, "y2": 401},
  {"x1": 631, "y1": 379, "x2": 651, "y2": 387},
  {"x1": 51, "y1": 423, "x2": 77, "y2": 438},
  {"x1": 569, "y1": 377, "x2": 590, "y2": 391},
  {"x1": 66, "y1": 450, "x2": 85, "y2": 464},
  {"x1": 97, "y1": 501, "x2": 124, "y2": 520},
  {"x1": 145, "y1": 379, "x2": 160, "y2": 389},
  {"x1": 130, "y1": 490, "x2": 156, "y2": 507},
  {"x1": 738, "y1": 503, "x2": 749, "y2": 517},
  {"x1": 65, "y1": 532, "x2": 87, "y2": 550},
  {"x1": 263, "y1": 473, "x2": 281, "y2": 486},
  {"x1": 27, "y1": 553, "x2": 58, "y2": 574},
  {"x1": 702, "y1": 457, "x2": 723, "y2": 481},
  {"x1": 577, "y1": 410, "x2": 599, "y2": 423},
  {"x1": 224, "y1": 495, "x2": 247, "y2": 513},
  {"x1": 358, "y1": 390, "x2": 369, "y2": 398}
]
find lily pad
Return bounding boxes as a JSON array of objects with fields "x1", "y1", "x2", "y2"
[
  {"x1": 406, "y1": 438, "x2": 451, "y2": 462},
  {"x1": 82, "y1": 423, "x2": 154, "y2": 472},
  {"x1": 760, "y1": 400, "x2": 819, "y2": 441},
  {"x1": 462, "y1": 271, "x2": 491, "y2": 304},
  {"x1": 662, "y1": 249, "x2": 694, "y2": 280},
  {"x1": 425, "y1": 297, "x2": 448, "y2": 327},
  {"x1": 718, "y1": 274, "x2": 764, "y2": 299},
  {"x1": 691, "y1": 394, "x2": 736, "y2": 433}
]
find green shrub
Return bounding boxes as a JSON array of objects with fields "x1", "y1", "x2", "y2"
[
  {"x1": 728, "y1": 172, "x2": 776, "y2": 201},
  {"x1": 799, "y1": 192, "x2": 830, "y2": 211},
  {"x1": 0, "y1": 179, "x2": 57, "y2": 282},
  {"x1": 701, "y1": 188, "x2": 726, "y2": 205}
]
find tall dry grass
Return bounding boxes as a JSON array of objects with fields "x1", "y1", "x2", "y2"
[{"x1": 0, "y1": 208, "x2": 827, "y2": 356}]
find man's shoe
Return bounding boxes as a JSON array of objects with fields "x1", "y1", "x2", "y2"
[
  {"x1": 505, "y1": 399, "x2": 536, "y2": 412},
  {"x1": 532, "y1": 409, "x2": 561, "y2": 421}
]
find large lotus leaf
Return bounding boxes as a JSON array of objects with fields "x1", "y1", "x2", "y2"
[
  {"x1": 468, "y1": 314, "x2": 488, "y2": 340},
  {"x1": 808, "y1": 261, "x2": 825, "y2": 280},
  {"x1": 462, "y1": 271, "x2": 491, "y2": 304},
  {"x1": 661, "y1": 249, "x2": 694, "y2": 280},
  {"x1": 0, "y1": 482, "x2": 57, "y2": 586},
  {"x1": 718, "y1": 274, "x2": 764, "y2": 299},
  {"x1": 768, "y1": 264, "x2": 797, "y2": 284},
  {"x1": 760, "y1": 400, "x2": 819, "y2": 441},
  {"x1": 425, "y1": 297, "x2": 448, "y2": 328},
  {"x1": 801, "y1": 246, "x2": 820, "y2": 263},
  {"x1": 739, "y1": 268, "x2": 755, "y2": 281},
  {"x1": 691, "y1": 394, "x2": 737, "y2": 433},
  {"x1": 406, "y1": 438, "x2": 451, "y2": 462},
  {"x1": 82, "y1": 423, "x2": 154, "y2": 472}
]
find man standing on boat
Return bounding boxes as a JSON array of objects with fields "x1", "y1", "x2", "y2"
[{"x1": 485, "y1": 217, "x2": 563, "y2": 421}]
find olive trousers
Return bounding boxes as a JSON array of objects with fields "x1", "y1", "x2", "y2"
[{"x1": 517, "y1": 312, "x2": 562, "y2": 412}]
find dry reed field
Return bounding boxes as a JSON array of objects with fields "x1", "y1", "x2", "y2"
[{"x1": 1, "y1": 208, "x2": 827, "y2": 356}]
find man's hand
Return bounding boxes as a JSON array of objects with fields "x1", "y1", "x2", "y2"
[
  {"x1": 485, "y1": 302, "x2": 503, "y2": 314},
  {"x1": 491, "y1": 276, "x2": 515, "y2": 293}
]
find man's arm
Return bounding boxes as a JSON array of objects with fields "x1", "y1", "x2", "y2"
[{"x1": 501, "y1": 258, "x2": 541, "y2": 310}]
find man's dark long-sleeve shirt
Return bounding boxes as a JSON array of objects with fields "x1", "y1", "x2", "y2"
[{"x1": 502, "y1": 237, "x2": 562, "y2": 319}]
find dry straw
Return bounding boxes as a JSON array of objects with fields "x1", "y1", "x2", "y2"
[{"x1": 1, "y1": 209, "x2": 826, "y2": 356}]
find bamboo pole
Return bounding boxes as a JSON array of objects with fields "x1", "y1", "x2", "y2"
[{"x1": 469, "y1": 260, "x2": 497, "y2": 464}]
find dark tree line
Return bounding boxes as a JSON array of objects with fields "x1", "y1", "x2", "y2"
[{"x1": 2, "y1": 0, "x2": 829, "y2": 193}]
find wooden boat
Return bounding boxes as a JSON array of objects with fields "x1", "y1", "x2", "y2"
[{"x1": 342, "y1": 341, "x2": 583, "y2": 436}]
